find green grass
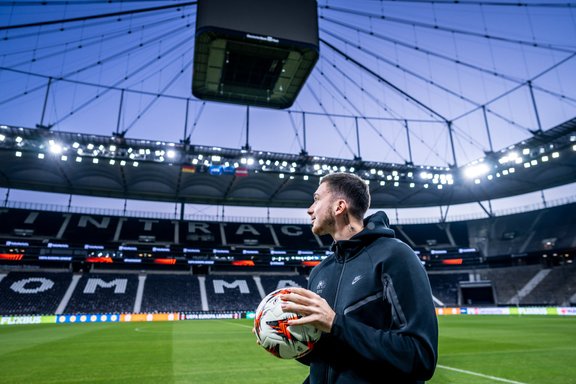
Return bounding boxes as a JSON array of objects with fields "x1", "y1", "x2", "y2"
[{"x1": 0, "y1": 315, "x2": 574, "y2": 383}]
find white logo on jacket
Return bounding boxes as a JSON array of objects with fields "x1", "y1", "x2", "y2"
[
  {"x1": 351, "y1": 275, "x2": 363, "y2": 285},
  {"x1": 316, "y1": 280, "x2": 327, "y2": 293}
]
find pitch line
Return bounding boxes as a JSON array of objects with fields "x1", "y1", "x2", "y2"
[{"x1": 438, "y1": 364, "x2": 528, "y2": 384}]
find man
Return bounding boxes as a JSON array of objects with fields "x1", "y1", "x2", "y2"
[{"x1": 280, "y1": 172, "x2": 438, "y2": 383}]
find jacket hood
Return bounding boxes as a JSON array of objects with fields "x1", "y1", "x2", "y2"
[{"x1": 357, "y1": 211, "x2": 395, "y2": 240}]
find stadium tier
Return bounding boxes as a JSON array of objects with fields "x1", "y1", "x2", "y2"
[
  {"x1": 1, "y1": 266, "x2": 575, "y2": 316},
  {"x1": 2, "y1": 204, "x2": 575, "y2": 271},
  {"x1": 0, "y1": 272, "x2": 312, "y2": 314},
  {"x1": 3, "y1": 204, "x2": 574, "y2": 257}
]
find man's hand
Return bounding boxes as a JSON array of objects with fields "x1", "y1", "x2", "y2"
[{"x1": 280, "y1": 287, "x2": 335, "y2": 333}]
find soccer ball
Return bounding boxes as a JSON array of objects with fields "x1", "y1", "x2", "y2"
[{"x1": 254, "y1": 288, "x2": 322, "y2": 359}]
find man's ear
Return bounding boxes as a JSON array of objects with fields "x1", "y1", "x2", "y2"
[{"x1": 334, "y1": 199, "x2": 347, "y2": 216}]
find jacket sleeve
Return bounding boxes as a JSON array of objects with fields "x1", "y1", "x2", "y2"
[{"x1": 330, "y1": 240, "x2": 438, "y2": 380}]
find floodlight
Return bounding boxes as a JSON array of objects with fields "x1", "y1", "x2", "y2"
[
  {"x1": 49, "y1": 143, "x2": 62, "y2": 154},
  {"x1": 464, "y1": 163, "x2": 489, "y2": 179}
]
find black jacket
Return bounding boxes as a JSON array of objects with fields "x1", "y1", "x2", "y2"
[{"x1": 299, "y1": 211, "x2": 438, "y2": 383}]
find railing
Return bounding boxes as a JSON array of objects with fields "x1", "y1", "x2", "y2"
[{"x1": 2, "y1": 194, "x2": 576, "y2": 224}]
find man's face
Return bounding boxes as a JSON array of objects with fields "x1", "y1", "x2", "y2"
[{"x1": 307, "y1": 182, "x2": 336, "y2": 236}]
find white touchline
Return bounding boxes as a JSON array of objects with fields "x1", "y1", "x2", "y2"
[{"x1": 437, "y1": 364, "x2": 528, "y2": 384}]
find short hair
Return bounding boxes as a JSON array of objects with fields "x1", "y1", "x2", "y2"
[{"x1": 320, "y1": 172, "x2": 370, "y2": 220}]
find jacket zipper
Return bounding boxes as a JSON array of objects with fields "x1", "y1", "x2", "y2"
[{"x1": 326, "y1": 257, "x2": 347, "y2": 384}]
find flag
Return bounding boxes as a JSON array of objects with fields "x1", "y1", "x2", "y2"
[
  {"x1": 235, "y1": 167, "x2": 249, "y2": 177},
  {"x1": 181, "y1": 165, "x2": 196, "y2": 173},
  {"x1": 223, "y1": 166, "x2": 236, "y2": 175},
  {"x1": 209, "y1": 165, "x2": 223, "y2": 175}
]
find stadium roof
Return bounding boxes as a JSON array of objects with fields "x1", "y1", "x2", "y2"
[{"x1": 1, "y1": 1, "x2": 575, "y2": 209}]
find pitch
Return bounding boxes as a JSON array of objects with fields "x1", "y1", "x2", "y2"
[{"x1": 0, "y1": 315, "x2": 574, "y2": 383}]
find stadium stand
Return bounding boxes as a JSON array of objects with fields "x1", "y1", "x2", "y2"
[
  {"x1": 273, "y1": 223, "x2": 326, "y2": 250},
  {"x1": 64, "y1": 273, "x2": 139, "y2": 314},
  {"x1": 0, "y1": 271, "x2": 72, "y2": 315},
  {"x1": 140, "y1": 274, "x2": 203, "y2": 312},
  {"x1": 520, "y1": 264, "x2": 576, "y2": 306},
  {"x1": 118, "y1": 217, "x2": 176, "y2": 244},
  {"x1": 223, "y1": 223, "x2": 276, "y2": 247},
  {"x1": 0, "y1": 208, "x2": 63, "y2": 244},
  {"x1": 396, "y1": 223, "x2": 451, "y2": 248},
  {"x1": 259, "y1": 275, "x2": 309, "y2": 293},
  {"x1": 204, "y1": 275, "x2": 263, "y2": 311},
  {"x1": 59, "y1": 214, "x2": 122, "y2": 244},
  {"x1": 468, "y1": 203, "x2": 576, "y2": 257},
  {"x1": 478, "y1": 265, "x2": 542, "y2": 304},
  {"x1": 179, "y1": 221, "x2": 222, "y2": 248},
  {"x1": 427, "y1": 273, "x2": 469, "y2": 306}
]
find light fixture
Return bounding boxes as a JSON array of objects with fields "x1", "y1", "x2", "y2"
[
  {"x1": 49, "y1": 141, "x2": 63, "y2": 154},
  {"x1": 464, "y1": 163, "x2": 490, "y2": 179}
]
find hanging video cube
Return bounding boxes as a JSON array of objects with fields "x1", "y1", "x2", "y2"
[{"x1": 192, "y1": 0, "x2": 319, "y2": 109}]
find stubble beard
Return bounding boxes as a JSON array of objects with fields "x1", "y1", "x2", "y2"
[{"x1": 312, "y1": 210, "x2": 336, "y2": 236}]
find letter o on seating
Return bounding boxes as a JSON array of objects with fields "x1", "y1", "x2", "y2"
[{"x1": 10, "y1": 278, "x2": 55, "y2": 294}]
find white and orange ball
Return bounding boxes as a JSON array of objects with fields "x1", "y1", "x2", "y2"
[{"x1": 254, "y1": 288, "x2": 322, "y2": 359}]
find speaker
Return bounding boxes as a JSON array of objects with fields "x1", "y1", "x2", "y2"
[{"x1": 192, "y1": 0, "x2": 319, "y2": 109}]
